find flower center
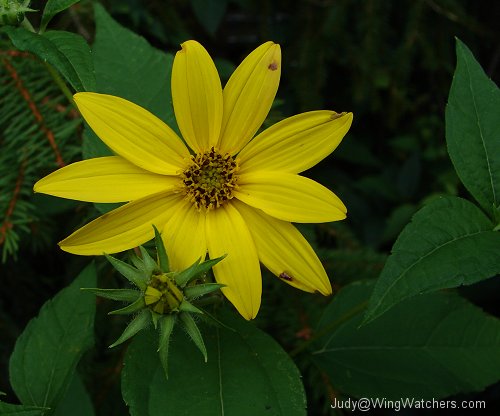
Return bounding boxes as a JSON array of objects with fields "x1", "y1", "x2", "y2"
[
  {"x1": 144, "y1": 273, "x2": 184, "y2": 314},
  {"x1": 182, "y1": 147, "x2": 239, "y2": 210}
]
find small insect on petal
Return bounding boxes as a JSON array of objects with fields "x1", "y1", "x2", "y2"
[{"x1": 279, "y1": 272, "x2": 293, "y2": 281}]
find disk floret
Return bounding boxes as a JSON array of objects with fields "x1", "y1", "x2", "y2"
[{"x1": 182, "y1": 147, "x2": 239, "y2": 210}]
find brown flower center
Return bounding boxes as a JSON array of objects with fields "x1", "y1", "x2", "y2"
[{"x1": 182, "y1": 147, "x2": 239, "y2": 210}]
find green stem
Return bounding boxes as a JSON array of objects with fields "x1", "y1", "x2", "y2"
[
  {"x1": 20, "y1": 17, "x2": 36, "y2": 32},
  {"x1": 44, "y1": 62, "x2": 75, "y2": 104},
  {"x1": 289, "y1": 301, "x2": 368, "y2": 358}
]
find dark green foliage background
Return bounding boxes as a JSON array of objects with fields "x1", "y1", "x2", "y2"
[{"x1": 1, "y1": 0, "x2": 499, "y2": 415}]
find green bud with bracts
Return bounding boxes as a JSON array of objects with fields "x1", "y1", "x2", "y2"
[{"x1": 83, "y1": 225, "x2": 226, "y2": 378}]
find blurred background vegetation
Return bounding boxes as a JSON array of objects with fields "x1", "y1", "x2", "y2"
[{"x1": 1, "y1": 0, "x2": 499, "y2": 414}]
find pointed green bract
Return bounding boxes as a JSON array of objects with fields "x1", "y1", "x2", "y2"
[
  {"x1": 179, "y1": 313, "x2": 207, "y2": 362},
  {"x1": 139, "y1": 246, "x2": 158, "y2": 275},
  {"x1": 178, "y1": 300, "x2": 204, "y2": 314},
  {"x1": 109, "y1": 297, "x2": 146, "y2": 315},
  {"x1": 446, "y1": 38, "x2": 500, "y2": 217},
  {"x1": 184, "y1": 283, "x2": 225, "y2": 299},
  {"x1": 109, "y1": 310, "x2": 150, "y2": 348},
  {"x1": 82, "y1": 288, "x2": 140, "y2": 302},
  {"x1": 158, "y1": 315, "x2": 176, "y2": 378},
  {"x1": 106, "y1": 254, "x2": 148, "y2": 290},
  {"x1": 150, "y1": 311, "x2": 162, "y2": 329},
  {"x1": 153, "y1": 225, "x2": 170, "y2": 272},
  {"x1": 175, "y1": 255, "x2": 225, "y2": 287}
]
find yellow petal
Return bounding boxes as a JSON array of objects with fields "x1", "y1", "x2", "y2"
[
  {"x1": 162, "y1": 200, "x2": 207, "y2": 271},
  {"x1": 171, "y1": 40, "x2": 223, "y2": 152},
  {"x1": 34, "y1": 156, "x2": 181, "y2": 203},
  {"x1": 60, "y1": 192, "x2": 183, "y2": 255},
  {"x1": 238, "y1": 111, "x2": 353, "y2": 174},
  {"x1": 73, "y1": 93, "x2": 189, "y2": 175},
  {"x1": 235, "y1": 172, "x2": 346, "y2": 223},
  {"x1": 218, "y1": 42, "x2": 281, "y2": 154},
  {"x1": 206, "y1": 203, "x2": 261, "y2": 320},
  {"x1": 234, "y1": 200, "x2": 332, "y2": 295}
]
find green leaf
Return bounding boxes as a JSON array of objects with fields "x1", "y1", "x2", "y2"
[
  {"x1": 313, "y1": 281, "x2": 500, "y2": 399},
  {"x1": 365, "y1": 196, "x2": 500, "y2": 322},
  {"x1": 3, "y1": 26, "x2": 86, "y2": 91},
  {"x1": 9, "y1": 263, "x2": 96, "y2": 409},
  {"x1": 122, "y1": 311, "x2": 306, "y2": 416},
  {"x1": 83, "y1": 3, "x2": 176, "y2": 159},
  {"x1": 190, "y1": 0, "x2": 227, "y2": 36},
  {"x1": 43, "y1": 31, "x2": 95, "y2": 91},
  {"x1": 53, "y1": 373, "x2": 95, "y2": 416},
  {"x1": 41, "y1": 0, "x2": 81, "y2": 32},
  {"x1": 0, "y1": 402, "x2": 47, "y2": 416},
  {"x1": 446, "y1": 39, "x2": 500, "y2": 216}
]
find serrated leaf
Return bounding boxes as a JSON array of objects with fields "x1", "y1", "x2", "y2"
[
  {"x1": 365, "y1": 196, "x2": 500, "y2": 322},
  {"x1": 83, "y1": 3, "x2": 176, "y2": 159},
  {"x1": 109, "y1": 309, "x2": 150, "y2": 348},
  {"x1": 446, "y1": 39, "x2": 500, "y2": 216},
  {"x1": 43, "y1": 31, "x2": 95, "y2": 91},
  {"x1": 9, "y1": 263, "x2": 96, "y2": 409},
  {"x1": 313, "y1": 281, "x2": 500, "y2": 399},
  {"x1": 122, "y1": 311, "x2": 306, "y2": 416},
  {"x1": 82, "y1": 288, "x2": 140, "y2": 302},
  {"x1": 3, "y1": 26, "x2": 86, "y2": 91},
  {"x1": 41, "y1": 0, "x2": 81, "y2": 32},
  {"x1": 0, "y1": 402, "x2": 47, "y2": 416}
]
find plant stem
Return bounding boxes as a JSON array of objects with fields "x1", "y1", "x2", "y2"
[
  {"x1": 44, "y1": 63, "x2": 75, "y2": 104},
  {"x1": 20, "y1": 17, "x2": 35, "y2": 33}
]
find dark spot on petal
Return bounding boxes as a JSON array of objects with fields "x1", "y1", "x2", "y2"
[
  {"x1": 279, "y1": 272, "x2": 293, "y2": 281},
  {"x1": 268, "y1": 61, "x2": 278, "y2": 71},
  {"x1": 330, "y1": 111, "x2": 346, "y2": 120}
]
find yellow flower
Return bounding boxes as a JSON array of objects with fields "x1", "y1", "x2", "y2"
[{"x1": 34, "y1": 40, "x2": 353, "y2": 319}]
